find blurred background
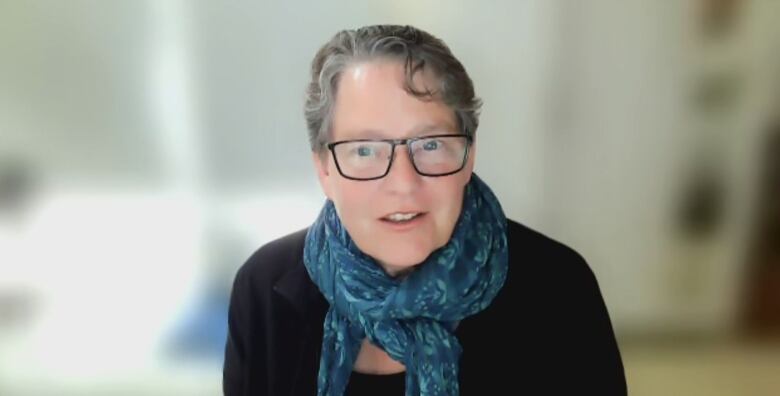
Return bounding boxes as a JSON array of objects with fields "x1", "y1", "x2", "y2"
[{"x1": 1, "y1": 0, "x2": 778, "y2": 394}]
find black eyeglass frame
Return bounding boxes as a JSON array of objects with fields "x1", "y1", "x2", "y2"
[{"x1": 325, "y1": 133, "x2": 474, "y2": 181}]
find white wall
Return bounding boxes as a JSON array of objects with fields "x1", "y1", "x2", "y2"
[{"x1": 1, "y1": 0, "x2": 778, "y2": 393}]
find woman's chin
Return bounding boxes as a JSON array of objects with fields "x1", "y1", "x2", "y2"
[{"x1": 373, "y1": 251, "x2": 432, "y2": 276}]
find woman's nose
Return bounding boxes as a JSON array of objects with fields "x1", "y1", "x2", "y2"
[{"x1": 383, "y1": 146, "x2": 422, "y2": 194}]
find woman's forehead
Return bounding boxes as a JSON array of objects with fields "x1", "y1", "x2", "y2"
[{"x1": 331, "y1": 62, "x2": 457, "y2": 141}]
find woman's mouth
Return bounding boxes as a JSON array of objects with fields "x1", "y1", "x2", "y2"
[
  {"x1": 384, "y1": 212, "x2": 421, "y2": 222},
  {"x1": 380, "y1": 212, "x2": 427, "y2": 227}
]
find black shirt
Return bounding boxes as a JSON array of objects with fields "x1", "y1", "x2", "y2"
[
  {"x1": 223, "y1": 219, "x2": 627, "y2": 395},
  {"x1": 345, "y1": 371, "x2": 405, "y2": 395}
]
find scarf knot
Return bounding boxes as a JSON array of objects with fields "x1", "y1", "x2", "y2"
[{"x1": 304, "y1": 174, "x2": 508, "y2": 396}]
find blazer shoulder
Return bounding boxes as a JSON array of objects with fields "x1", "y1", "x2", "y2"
[
  {"x1": 506, "y1": 218, "x2": 594, "y2": 281},
  {"x1": 234, "y1": 227, "x2": 309, "y2": 289}
]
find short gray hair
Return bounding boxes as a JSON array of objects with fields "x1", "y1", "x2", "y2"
[{"x1": 304, "y1": 25, "x2": 482, "y2": 152}]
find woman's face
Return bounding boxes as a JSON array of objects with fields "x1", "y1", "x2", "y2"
[{"x1": 313, "y1": 60, "x2": 475, "y2": 276}]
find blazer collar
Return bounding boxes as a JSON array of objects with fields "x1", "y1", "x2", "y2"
[{"x1": 271, "y1": 227, "x2": 329, "y2": 324}]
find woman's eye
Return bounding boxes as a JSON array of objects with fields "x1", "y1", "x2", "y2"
[
  {"x1": 356, "y1": 146, "x2": 373, "y2": 156},
  {"x1": 422, "y1": 140, "x2": 440, "y2": 151}
]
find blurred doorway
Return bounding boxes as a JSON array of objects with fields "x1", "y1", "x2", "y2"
[{"x1": 741, "y1": 119, "x2": 780, "y2": 338}]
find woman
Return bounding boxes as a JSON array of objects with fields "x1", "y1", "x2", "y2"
[{"x1": 223, "y1": 25, "x2": 627, "y2": 395}]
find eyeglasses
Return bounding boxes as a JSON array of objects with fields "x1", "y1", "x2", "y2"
[{"x1": 326, "y1": 134, "x2": 473, "y2": 181}]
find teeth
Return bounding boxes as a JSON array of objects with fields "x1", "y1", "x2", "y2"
[{"x1": 386, "y1": 212, "x2": 419, "y2": 222}]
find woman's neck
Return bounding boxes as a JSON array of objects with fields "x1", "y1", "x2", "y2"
[{"x1": 352, "y1": 338, "x2": 406, "y2": 375}]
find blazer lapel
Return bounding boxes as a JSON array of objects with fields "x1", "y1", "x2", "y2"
[{"x1": 271, "y1": 232, "x2": 329, "y2": 394}]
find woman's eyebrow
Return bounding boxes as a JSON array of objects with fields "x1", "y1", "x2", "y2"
[
  {"x1": 413, "y1": 123, "x2": 454, "y2": 135},
  {"x1": 342, "y1": 123, "x2": 457, "y2": 140},
  {"x1": 341, "y1": 129, "x2": 387, "y2": 140}
]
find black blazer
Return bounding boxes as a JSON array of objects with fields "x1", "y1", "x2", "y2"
[{"x1": 223, "y1": 219, "x2": 627, "y2": 395}]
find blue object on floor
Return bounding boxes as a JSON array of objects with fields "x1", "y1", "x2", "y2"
[{"x1": 165, "y1": 285, "x2": 230, "y2": 366}]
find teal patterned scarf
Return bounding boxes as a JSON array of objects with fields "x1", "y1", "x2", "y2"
[{"x1": 303, "y1": 173, "x2": 508, "y2": 396}]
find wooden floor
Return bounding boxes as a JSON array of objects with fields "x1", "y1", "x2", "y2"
[{"x1": 622, "y1": 340, "x2": 780, "y2": 396}]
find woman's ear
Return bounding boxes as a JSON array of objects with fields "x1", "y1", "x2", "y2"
[
  {"x1": 468, "y1": 140, "x2": 477, "y2": 172},
  {"x1": 462, "y1": 140, "x2": 477, "y2": 184},
  {"x1": 312, "y1": 151, "x2": 333, "y2": 199}
]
